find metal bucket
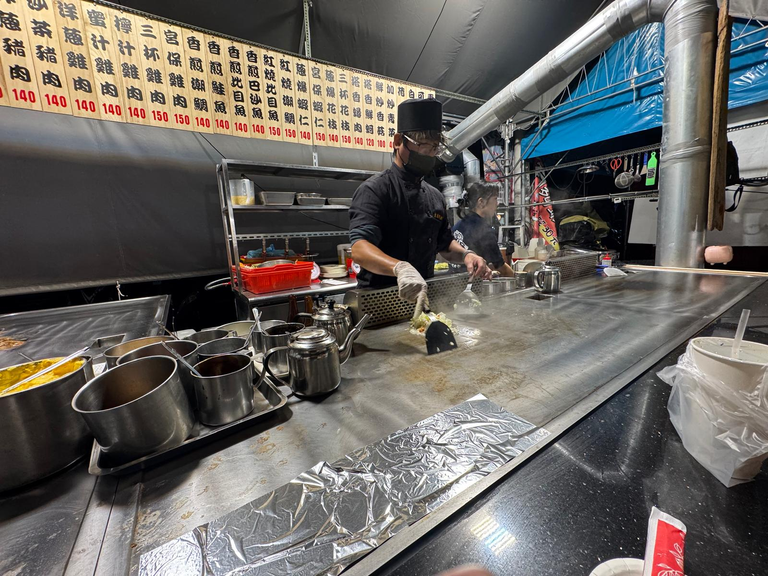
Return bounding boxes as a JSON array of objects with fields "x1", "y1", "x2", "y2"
[
  {"x1": 116, "y1": 340, "x2": 199, "y2": 409},
  {"x1": 217, "y1": 321, "x2": 258, "y2": 348},
  {"x1": 187, "y1": 329, "x2": 230, "y2": 345},
  {"x1": 262, "y1": 323, "x2": 304, "y2": 375},
  {"x1": 193, "y1": 354, "x2": 254, "y2": 426},
  {"x1": 72, "y1": 356, "x2": 194, "y2": 461},
  {"x1": 197, "y1": 336, "x2": 250, "y2": 359},
  {"x1": 103, "y1": 335, "x2": 175, "y2": 369},
  {"x1": 0, "y1": 357, "x2": 94, "y2": 492}
]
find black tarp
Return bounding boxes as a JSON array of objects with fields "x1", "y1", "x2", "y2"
[
  {"x1": 2, "y1": 0, "x2": 607, "y2": 294},
  {"x1": 121, "y1": 0, "x2": 606, "y2": 115}
]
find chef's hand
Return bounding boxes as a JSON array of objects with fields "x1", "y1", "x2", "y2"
[
  {"x1": 394, "y1": 261, "x2": 427, "y2": 303},
  {"x1": 412, "y1": 289, "x2": 430, "y2": 319},
  {"x1": 464, "y1": 252, "x2": 490, "y2": 280}
]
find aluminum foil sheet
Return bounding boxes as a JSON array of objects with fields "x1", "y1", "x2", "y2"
[{"x1": 139, "y1": 394, "x2": 549, "y2": 576}]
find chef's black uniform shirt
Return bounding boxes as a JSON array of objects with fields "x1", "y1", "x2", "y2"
[
  {"x1": 452, "y1": 212, "x2": 505, "y2": 270},
  {"x1": 349, "y1": 163, "x2": 454, "y2": 289}
]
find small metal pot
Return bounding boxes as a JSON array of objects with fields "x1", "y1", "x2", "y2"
[
  {"x1": 253, "y1": 320, "x2": 286, "y2": 354},
  {"x1": 187, "y1": 329, "x2": 230, "y2": 345},
  {"x1": 193, "y1": 354, "x2": 254, "y2": 426},
  {"x1": 261, "y1": 323, "x2": 304, "y2": 375},
  {"x1": 0, "y1": 357, "x2": 94, "y2": 492},
  {"x1": 116, "y1": 340, "x2": 199, "y2": 408},
  {"x1": 72, "y1": 356, "x2": 194, "y2": 461},
  {"x1": 217, "y1": 321, "x2": 258, "y2": 348},
  {"x1": 104, "y1": 335, "x2": 175, "y2": 369},
  {"x1": 196, "y1": 336, "x2": 250, "y2": 359}
]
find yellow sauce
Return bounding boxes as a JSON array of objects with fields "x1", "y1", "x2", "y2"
[{"x1": 0, "y1": 358, "x2": 84, "y2": 396}]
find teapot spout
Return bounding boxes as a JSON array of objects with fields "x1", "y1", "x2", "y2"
[{"x1": 339, "y1": 314, "x2": 371, "y2": 363}]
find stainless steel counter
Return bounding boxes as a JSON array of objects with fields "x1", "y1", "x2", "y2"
[{"x1": 0, "y1": 270, "x2": 763, "y2": 576}]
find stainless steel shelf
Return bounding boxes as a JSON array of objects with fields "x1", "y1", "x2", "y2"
[
  {"x1": 231, "y1": 231, "x2": 350, "y2": 240},
  {"x1": 228, "y1": 205, "x2": 350, "y2": 212},
  {"x1": 221, "y1": 159, "x2": 376, "y2": 182},
  {"x1": 238, "y1": 278, "x2": 358, "y2": 306}
]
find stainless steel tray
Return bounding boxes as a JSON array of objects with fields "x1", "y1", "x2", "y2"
[{"x1": 87, "y1": 378, "x2": 288, "y2": 476}]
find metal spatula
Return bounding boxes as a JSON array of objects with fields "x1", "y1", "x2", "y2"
[{"x1": 414, "y1": 291, "x2": 458, "y2": 355}]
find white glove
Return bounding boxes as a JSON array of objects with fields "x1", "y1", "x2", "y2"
[{"x1": 393, "y1": 261, "x2": 427, "y2": 303}]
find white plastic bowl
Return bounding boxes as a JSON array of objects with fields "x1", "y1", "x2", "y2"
[
  {"x1": 690, "y1": 337, "x2": 768, "y2": 395},
  {"x1": 589, "y1": 558, "x2": 644, "y2": 576}
]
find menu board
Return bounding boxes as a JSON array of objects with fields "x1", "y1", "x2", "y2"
[
  {"x1": 19, "y1": 0, "x2": 72, "y2": 114},
  {"x1": 181, "y1": 27, "x2": 212, "y2": 133},
  {"x1": 108, "y1": 7, "x2": 148, "y2": 125},
  {"x1": 222, "y1": 38, "x2": 248, "y2": 137},
  {"x1": 82, "y1": 2, "x2": 124, "y2": 121},
  {"x1": 0, "y1": 3, "x2": 42, "y2": 110},
  {"x1": 159, "y1": 21, "x2": 192, "y2": 131},
  {"x1": 243, "y1": 44, "x2": 264, "y2": 139},
  {"x1": 0, "y1": 0, "x2": 438, "y2": 148}
]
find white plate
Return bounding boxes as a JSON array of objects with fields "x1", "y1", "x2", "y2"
[
  {"x1": 589, "y1": 558, "x2": 644, "y2": 576},
  {"x1": 321, "y1": 271, "x2": 348, "y2": 279}
]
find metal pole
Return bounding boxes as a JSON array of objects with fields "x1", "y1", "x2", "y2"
[{"x1": 655, "y1": 0, "x2": 717, "y2": 267}]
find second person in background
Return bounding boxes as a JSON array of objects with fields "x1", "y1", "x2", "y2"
[{"x1": 453, "y1": 182, "x2": 515, "y2": 277}]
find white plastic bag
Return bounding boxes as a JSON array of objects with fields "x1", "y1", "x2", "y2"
[{"x1": 658, "y1": 342, "x2": 768, "y2": 487}]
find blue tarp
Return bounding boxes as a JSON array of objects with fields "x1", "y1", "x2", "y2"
[{"x1": 521, "y1": 19, "x2": 768, "y2": 158}]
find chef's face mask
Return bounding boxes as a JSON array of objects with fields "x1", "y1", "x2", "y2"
[{"x1": 400, "y1": 134, "x2": 439, "y2": 177}]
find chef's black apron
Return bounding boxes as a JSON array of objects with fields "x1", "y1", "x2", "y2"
[{"x1": 349, "y1": 163, "x2": 454, "y2": 289}]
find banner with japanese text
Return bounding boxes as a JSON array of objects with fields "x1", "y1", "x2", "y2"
[{"x1": 0, "y1": 0, "x2": 437, "y2": 149}]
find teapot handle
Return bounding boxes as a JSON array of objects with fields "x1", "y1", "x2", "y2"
[
  {"x1": 294, "y1": 312, "x2": 314, "y2": 326},
  {"x1": 533, "y1": 269, "x2": 545, "y2": 291},
  {"x1": 258, "y1": 346, "x2": 290, "y2": 387}
]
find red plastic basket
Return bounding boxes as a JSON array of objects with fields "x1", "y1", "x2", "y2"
[{"x1": 234, "y1": 262, "x2": 314, "y2": 294}]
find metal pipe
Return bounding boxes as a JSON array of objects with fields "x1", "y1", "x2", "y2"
[
  {"x1": 654, "y1": 0, "x2": 717, "y2": 267},
  {"x1": 462, "y1": 149, "x2": 482, "y2": 185},
  {"x1": 439, "y1": 0, "x2": 717, "y2": 267},
  {"x1": 439, "y1": 0, "x2": 668, "y2": 162}
]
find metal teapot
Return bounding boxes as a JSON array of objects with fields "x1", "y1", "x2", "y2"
[
  {"x1": 296, "y1": 299, "x2": 352, "y2": 344},
  {"x1": 261, "y1": 314, "x2": 370, "y2": 397}
]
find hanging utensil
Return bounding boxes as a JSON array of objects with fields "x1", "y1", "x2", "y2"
[
  {"x1": 610, "y1": 157, "x2": 622, "y2": 177},
  {"x1": 640, "y1": 152, "x2": 649, "y2": 175},
  {"x1": 633, "y1": 153, "x2": 642, "y2": 182},
  {"x1": 645, "y1": 151, "x2": 658, "y2": 186},
  {"x1": 614, "y1": 155, "x2": 634, "y2": 189}
]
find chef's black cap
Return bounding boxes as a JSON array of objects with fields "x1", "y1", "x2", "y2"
[{"x1": 397, "y1": 98, "x2": 442, "y2": 134}]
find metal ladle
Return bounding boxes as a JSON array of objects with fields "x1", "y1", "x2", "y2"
[{"x1": 161, "y1": 341, "x2": 203, "y2": 378}]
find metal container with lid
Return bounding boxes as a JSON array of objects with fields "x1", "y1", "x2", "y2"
[
  {"x1": 297, "y1": 299, "x2": 352, "y2": 344},
  {"x1": 262, "y1": 315, "x2": 370, "y2": 397}
]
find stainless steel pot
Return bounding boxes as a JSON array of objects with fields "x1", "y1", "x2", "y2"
[
  {"x1": 187, "y1": 329, "x2": 230, "y2": 345},
  {"x1": 262, "y1": 314, "x2": 370, "y2": 397},
  {"x1": 116, "y1": 340, "x2": 199, "y2": 409},
  {"x1": 193, "y1": 354, "x2": 254, "y2": 425},
  {"x1": 0, "y1": 357, "x2": 94, "y2": 492},
  {"x1": 72, "y1": 356, "x2": 194, "y2": 461},
  {"x1": 196, "y1": 336, "x2": 250, "y2": 359},
  {"x1": 261, "y1": 322, "x2": 305, "y2": 375},
  {"x1": 253, "y1": 320, "x2": 286, "y2": 354},
  {"x1": 217, "y1": 321, "x2": 258, "y2": 348},
  {"x1": 104, "y1": 335, "x2": 175, "y2": 368},
  {"x1": 296, "y1": 299, "x2": 352, "y2": 344},
  {"x1": 533, "y1": 264, "x2": 562, "y2": 294}
]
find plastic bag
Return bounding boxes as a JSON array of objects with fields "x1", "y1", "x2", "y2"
[{"x1": 658, "y1": 342, "x2": 768, "y2": 487}]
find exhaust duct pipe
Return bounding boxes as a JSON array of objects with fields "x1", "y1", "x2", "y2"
[{"x1": 439, "y1": 0, "x2": 717, "y2": 267}]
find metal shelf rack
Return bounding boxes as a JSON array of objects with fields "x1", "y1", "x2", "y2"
[{"x1": 217, "y1": 159, "x2": 375, "y2": 300}]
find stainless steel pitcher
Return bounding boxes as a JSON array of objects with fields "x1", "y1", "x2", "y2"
[
  {"x1": 261, "y1": 314, "x2": 370, "y2": 397},
  {"x1": 533, "y1": 264, "x2": 561, "y2": 294}
]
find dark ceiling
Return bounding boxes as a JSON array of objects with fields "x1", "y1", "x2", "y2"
[{"x1": 119, "y1": 0, "x2": 606, "y2": 115}]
